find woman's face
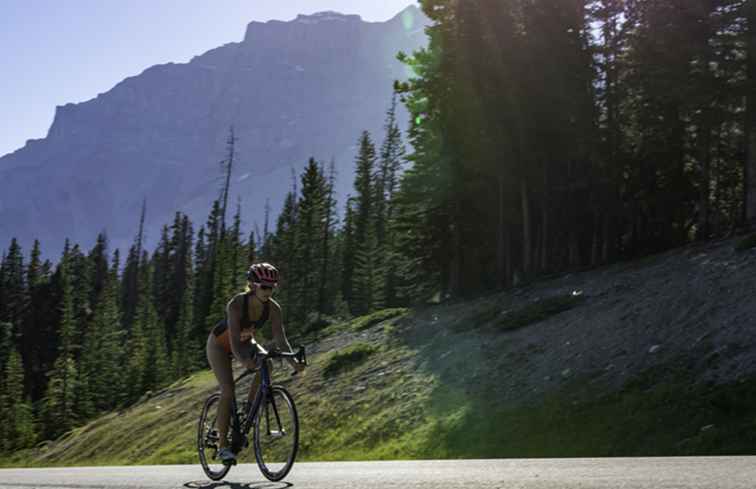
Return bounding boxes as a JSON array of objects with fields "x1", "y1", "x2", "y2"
[{"x1": 252, "y1": 282, "x2": 274, "y2": 302}]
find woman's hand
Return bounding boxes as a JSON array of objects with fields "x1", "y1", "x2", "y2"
[{"x1": 292, "y1": 359, "x2": 306, "y2": 373}]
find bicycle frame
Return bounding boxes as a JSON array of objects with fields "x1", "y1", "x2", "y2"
[{"x1": 229, "y1": 357, "x2": 277, "y2": 453}]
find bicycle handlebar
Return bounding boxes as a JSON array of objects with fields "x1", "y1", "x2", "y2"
[
  {"x1": 261, "y1": 345, "x2": 307, "y2": 365},
  {"x1": 235, "y1": 346, "x2": 307, "y2": 382}
]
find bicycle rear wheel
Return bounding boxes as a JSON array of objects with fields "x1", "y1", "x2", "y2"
[
  {"x1": 253, "y1": 386, "x2": 299, "y2": 481},
  {"x1": 197, "y1": 393, "x2": 232, "y2": 481}
]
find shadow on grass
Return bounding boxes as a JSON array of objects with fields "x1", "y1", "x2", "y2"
[{"x1": 409, "y1": 354, "x2": 756, "y2": 458}]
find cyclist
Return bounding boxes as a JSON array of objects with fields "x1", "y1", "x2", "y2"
[{"x1": 205, "y1": 262, "x2": 305, "y2": 464}]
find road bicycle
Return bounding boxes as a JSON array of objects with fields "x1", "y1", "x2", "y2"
[{"x1": 197, "y1": 346, "x2": 307, "y2": 482}]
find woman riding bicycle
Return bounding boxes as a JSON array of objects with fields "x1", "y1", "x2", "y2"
[{"x1": 205, "y1": 262, "x2": 305, "y2": 464}]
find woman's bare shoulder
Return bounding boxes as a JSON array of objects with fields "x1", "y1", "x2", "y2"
[
  {"x1": 226, "y1": 292, "x2": 246, "y2": 312},
  {"x1": 269, "y1": 298, "x2": 282, "y2": 315}
]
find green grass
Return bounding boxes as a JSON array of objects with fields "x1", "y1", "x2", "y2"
[
  {"x1": 5, "y1": 304, "x2": 756, "y2": 468},
  {"x1": 735, "y1": 233, "x2": 756, "y2": 252},
  {"x1": 319, "y1": 308, "x2": 409, "y2": 337},
  {"x1": 497, "y1": 293, "x2": 586, "y2": 331},
  {"x1": 350, "y1": 308, "x2": 409, "y2": 331},
  {"x1": 322, "y1": 342, "x2": 378, "y2": 378},
  {"x1": 454, "y1": 293, "x2": 586, "y2": 333}
]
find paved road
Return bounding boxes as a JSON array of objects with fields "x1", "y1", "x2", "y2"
[{"x1": 1, "y1": 458, "x2": 755, "y2": 489}]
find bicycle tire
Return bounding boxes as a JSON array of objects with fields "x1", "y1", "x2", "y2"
[
  {"x1": 253, "y1": 386, "x2": 299, "y2": 481},
  {"x1": 197, "y1": 393, "x2": 233, "y2": 481}
]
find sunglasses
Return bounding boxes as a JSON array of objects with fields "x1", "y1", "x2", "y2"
[{"x1": 260, "y1": 285, "x2": 275, "y2": 291}]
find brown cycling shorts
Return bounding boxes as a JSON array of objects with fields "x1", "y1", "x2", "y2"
[{"x1": 206, "y1": 334, "x2": 265, "y2": 389}]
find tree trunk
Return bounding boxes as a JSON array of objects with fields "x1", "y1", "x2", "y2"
[
  {"x1": 568, "y1": 229, "x2": 580, "y2": 268},
  {"x1": 496, "y1": 176, "x2": 506, "y2": 288},
  {"x1": 745, "y1": 0, "x2": 756, "y2": 227},
  {"x1": 505, "y1": 225, "x2": 512, "y2": 288},
  {"x1": 521, "y1": 180, "x2": 531, "y2": 275},
  {"x1": 602, "y1": 212, "x2": 610, "y2": 264},
  {"x1": 540, "y1": 167, "x2": 549, "y2": 272},
  {"x1": 541, "y1": 204, "x2": 548, "y2": 272},
  {"x1": 591, "y1": 209, "x2": 600, "y2": 267},
  {"x1": 698, "y1": 115, "x2": 712, "y2": 240},
  {"x1": 447, "y1": 200, "x2": 462, "y2": 297}
]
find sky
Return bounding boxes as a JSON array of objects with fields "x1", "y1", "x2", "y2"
[{"x1": 0, "y1": 1, "x2": 416, "y2": 158}]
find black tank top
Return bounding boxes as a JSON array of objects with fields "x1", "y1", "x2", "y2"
[{"x1": 212, "y1": 292, "x2": 270, "y2": 337}]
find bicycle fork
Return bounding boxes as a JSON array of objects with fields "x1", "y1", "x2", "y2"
[{"x1": 263, "y1": 391, "x2": 286, "y2": 438}]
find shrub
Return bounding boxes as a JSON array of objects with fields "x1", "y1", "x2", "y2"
[
  {"x1": 497, "y1": 293, "x2": 586, "y2": 331},
  {"x1": 351, "y1": 308, "x2": 408, "y2": 332},
  {"x1": 735, "y1": 233, "x2": 756, "y2": 252},
  {"x1": 322, "y1": 342, "x2": 377, "y2": 377}
]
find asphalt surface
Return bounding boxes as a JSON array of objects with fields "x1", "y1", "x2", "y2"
[{"x1": 1, "y1": 458, "x2": 755, "y2": 489}]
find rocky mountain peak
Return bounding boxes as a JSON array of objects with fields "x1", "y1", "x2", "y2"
[
  {"x1": 0, "y1": 7, "x2": 430, "y2": 259},
  {"x1": 293, "y1": 11, "x2": 362, "y2": 24}
]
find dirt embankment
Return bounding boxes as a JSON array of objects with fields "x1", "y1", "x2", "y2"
[{"x1": 412, "y1": 236, "x2": 756, "y2": 400}]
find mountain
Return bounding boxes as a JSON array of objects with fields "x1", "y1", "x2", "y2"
[{"x1": 0, "y1": 6, "x2": 429, "y2": 258}]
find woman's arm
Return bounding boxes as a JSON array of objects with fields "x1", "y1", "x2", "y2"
[
  {"x1": 269, "y1": 299, "x2": 304, "y2": 371},
  {"x1": 226, "y1": 295, "x2": 257, "y2": 370}
]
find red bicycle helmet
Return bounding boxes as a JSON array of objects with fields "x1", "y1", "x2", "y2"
[{"x1": 247, "y1": 262, "x2": 279, "y2": 286}]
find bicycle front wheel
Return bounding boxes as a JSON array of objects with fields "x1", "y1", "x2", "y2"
[
  {"x1": 197, "y1": 393, "x2": 232, "y2": 481},
  {"x1": 253, "y1": 386, "x2": 299, "y2": 481}
]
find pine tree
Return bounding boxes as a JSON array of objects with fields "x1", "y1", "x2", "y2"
[
  {"x1": 205, "y1": 236, "x2": 233, "y2": 334},
  {"x1": 394, "y1": 28, "x2": 453, "y2": 300},
  {"x1": 271, "y1": 191, "x2": 299, "y2": 314},
  {"x1": 229, "y1": 201, "x2": 245, "y2": 293},
  {"x1": 318, "y1": 159, "x2": 338, "y2": 316},
  {"x1": 0, "y1": 347, "x2": 36, "y2": 450},
  {"x1": 291, "y1": 158, "x2": 329, "y2": 323},
  {"x1": 42, "y1": 355, "x2": 78, "y2": 439},
  {"x1": 125, "y1": 252, "x2": 151, "y2": 401},
  {"x1": 376, "y1": 94, "x2": 407, "y2": 306},
  {"x1": 350, "y1": 132, "x2": 379, "y2": 314},
  {"x1": 247, "y1": 230, "x2": 257, "y2": 266},
  {"x1": 0, "y1": 238, "x2": 28, "y2": 334},
  {"x1": 82, "y1": 253, "x2": 125, "y2": 412},
  {"x1": 172, "y1": 250, "x2": 197, "y2": 377},
  {"x1": 196, "y1": 201, "x2": 223, "y2": 334},
  {"x1": 122, "y1": 200, "x2": 147, "y2": 330},
  {"x1": 0, "y1": 321, "x2": 11, "y2": 376},
  {"x1": 219, "y1": 126, "x2": 237, "y2": 234},
  {"x1": 152, "y1": 224, "x2": 173, "y2": 330},
  {"x1": 21, "y1": 239, "x2": 46, "y2": 403},
  {"x1": 88, "y1": 232, "x2": 110, "y2": 306},
  {"x1": 58, "y1": 255, "x2": 77, "y2": 361},
  {"x1": 376, "y1": 93, "x2": 406, "y2": 249},
  {"x1": 340, "y1": 198, "x2": 357, "y2": 308},
  {"x1": 43, "y1": 248, "x2": 80, "y2": 438}
]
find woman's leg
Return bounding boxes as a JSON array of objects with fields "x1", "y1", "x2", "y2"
[
  {"x1": 206, "y1": 335, "x2": 235, "y2": 450},
  {"x1": 246, "y1": 342, "x2": 268, "y2": 405}
]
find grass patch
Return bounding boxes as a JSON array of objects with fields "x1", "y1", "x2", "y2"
[
  {"x1": 497, "y1": 293, "x2": 586, "y2": 331},
  {"x1": 322, "y1": 342, "x2": 378, "y2": 378},
  {"x1": 450, "y1": 300, "x2": 497, "y2": 333},
  {"x1": 398, "y1": 360, "x2": 756, "y2": 459},
  {"x1": 453, "y1": 293, "x2": 586, "y2": 333},
  {"x1": 319, "y1": 308, "x2": 408, "y2": 338},
  {"x1": 350, "y1": 308, "x2": 409, "y2": 331},
  {"x1": 735, "y1": 233, "x2": 756, "y2": 252}
]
